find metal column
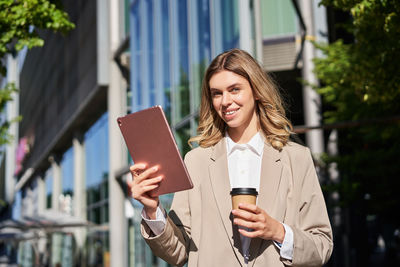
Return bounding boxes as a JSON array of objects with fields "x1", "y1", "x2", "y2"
[
  {"x1": 37, "y1": 176, "x2": 46, "y2": 214},
  {"x1": 5, "y1": 55, "x2": 19, "y2": 205},
  {"x1": 50, "y1": 155, "x2": 62, "y2": 211},
  {"x1": 108, "y1": 0, "x2": 128, "y2": 266},
  {"x1": 73, "y1": 133, "x2": 87, "y2": 251},
  {"x1": 238, "y1": 0, "x2": 253, "y2": 54},
  {"x1": 300, "y1": 0, "x2": 324, "y2": 154}
]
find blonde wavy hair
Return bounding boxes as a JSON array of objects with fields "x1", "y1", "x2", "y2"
[{"x1": 188, "y1": 49, "x2": 293, "y2": 151}]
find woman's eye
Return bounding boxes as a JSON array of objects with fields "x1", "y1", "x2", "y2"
[
  {"x1": 211, "y1": 91, "x2": 222, "y2": 97},
  {"x1": 231, "y1": 87, "x2": 240, "y2": 93}
]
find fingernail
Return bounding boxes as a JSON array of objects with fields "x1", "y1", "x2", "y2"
[{"x1": 153, "y1": 166, "x2": 158, "y2": 171}]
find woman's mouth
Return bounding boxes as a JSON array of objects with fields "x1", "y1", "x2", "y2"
[{"x1": 222, "y1": 109, "x2": 239, "y2": 119}]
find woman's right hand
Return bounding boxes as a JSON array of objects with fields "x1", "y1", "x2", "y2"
[{"x1": 128, "y1": 163, "x2": 163, "y2": 219}]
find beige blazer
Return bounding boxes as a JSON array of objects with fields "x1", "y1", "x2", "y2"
[{"x1": 141, "y1": 139, "x2": 333, "y2": 267}]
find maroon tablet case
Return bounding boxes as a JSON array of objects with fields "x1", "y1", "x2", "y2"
[{"x1": 117, "y1": 106, "x2": 193, "y2": 196}]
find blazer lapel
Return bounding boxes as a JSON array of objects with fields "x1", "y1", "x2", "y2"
[
  {"x1": 249, "y1": 144, "x2": 283, "y2": 266},
  {"x1": 208, "y1": 138, "x2": 246, "y2": 266}
]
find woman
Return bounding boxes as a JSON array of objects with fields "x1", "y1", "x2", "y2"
[{"x1": 129, "y1": 49, "x2": 333, "y2": 266}]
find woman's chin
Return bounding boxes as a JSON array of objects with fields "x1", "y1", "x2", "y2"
[{"x1": 225, "y1": 122, "x2": 241, "y2": 131}]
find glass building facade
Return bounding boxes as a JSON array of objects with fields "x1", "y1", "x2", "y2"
[
  {"x1": 85, "y1": 112, "x2": 110, "y2": 266},
  {"x1": 14, "y1": 112, "x2": 110, "y2": 267}
]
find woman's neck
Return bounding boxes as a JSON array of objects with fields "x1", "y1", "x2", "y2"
[{"x1": 227, "y1": 117, "x2": 260, "y2": 144}]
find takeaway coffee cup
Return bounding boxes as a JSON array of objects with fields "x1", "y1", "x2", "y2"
[{"x1": 230, "y1": 188, "x2": 258, "y2": 211}]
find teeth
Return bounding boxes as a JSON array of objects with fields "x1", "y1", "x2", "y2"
[{"x1": 225, "y1": 110, "x2": 236, "y2": 115}]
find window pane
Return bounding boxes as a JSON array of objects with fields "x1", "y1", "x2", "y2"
[
  {"x1": 221, "y1": 0, "x2": 239, "y2": 50},
  {"x1": 61, "y1": 147, "x2": 74, "y2": 196},
  {"x1": 212, "y1": 0, "x2": 239, "y2": 56},
  {"x1": 191, "y1": 0, "x2": 211, "y2": 108},
  {"x1": 45, "y1": 168, "x2": 53, "y2": 209},
  {"x1": 197, "y1": 0, "x2": 211, "y2": 61},
  {"x1": 175, "y1": 0, "x2": 190, "y2": 120},
  {"x1": 161, "y1": 0, "x2": 171, "y2": 122},
  {"x1": 87, "y1": 187, "x2": 100, "y2": 204},
  {"x1": 85, "y1": 113, "x2": 109, "y2": 188},
  {"x1": 124, "y1": 0, "x2": 130, "y2": 34},
  {"x1": 103, "y1": 202, "x2": 109, "y2": 224},
  {"x1": 131, "y1": 2, "x2": 142, "y2": 111},
  {"x1": 12, "y1": 191, "x2": 22, "y2": 219},
  {"x1": 261, "y1": 0, "x2": 296, "y2": 37},
  {"x1": 85, "y1": 230, "x2": 109, "y2": 266},
  {"x1": 145, "y1": 0, "x2": 156, "y2": 106},
  {"x1": 84, "y1": 112, "x2": 109, "y2": 224}
]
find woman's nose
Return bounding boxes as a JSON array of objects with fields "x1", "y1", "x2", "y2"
[{"x1": 221, "y1": 92, "x2": 232, "y2": 106}]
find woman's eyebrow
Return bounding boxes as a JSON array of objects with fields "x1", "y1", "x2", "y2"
[
  {"x1": 227, "y1": 83, "x2": 241, "y2": 89},
  {"x1": 210, "y1": 83, "x2": 242, "y2": 91}
]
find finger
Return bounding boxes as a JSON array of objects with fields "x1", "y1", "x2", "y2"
[
  {"x1": 233, "y1": 218, "x2": 259, "y2": 229},
  {"x1": 238, "y1": 228, "x2": 262, "y2": 239},
  {"x1": 134, "y1": 165, "x2": 159, "y2": 182},
  {"x1": 237, "y1": 203, "x2": 260, "y2": 214},
  {"x1": 232, "y1": 209, "x2": 258, "y2": 222},
  {"x1": 132, "y1": 184, "x2": 159, "y2": 199},
  {"x1": 130, "y1": 163, "x2": 147, "y2": 176},
  {"x1": 142, "y1": 184, "x2": 160, "y2": 194},
  {"x1": 135, "y1": 190, "x2": 159, "y2": 203},
  {"x1": 141, "y1": 175, "x2": 163, "y2": 186}
]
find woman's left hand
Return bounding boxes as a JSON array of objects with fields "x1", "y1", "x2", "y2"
[{"x1": 232, "y1": 203, "x2": 285, "y2": 243}]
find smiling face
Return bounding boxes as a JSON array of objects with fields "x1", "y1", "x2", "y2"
[{"x1": 209, "y1": 70, "x2": 259, "y2": 143}]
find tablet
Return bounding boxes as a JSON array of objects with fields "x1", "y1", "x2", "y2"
[{"x1": 117, "y1": 106, "x2": 193, "y2": 196}]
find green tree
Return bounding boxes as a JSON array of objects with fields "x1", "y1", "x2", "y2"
[
  {"x1": 0, "y1": 0, "x2": 74, "y2": 145},
  {"x1": 314, "y1": 0, "x2": 400, "y2": 261},
  {"x1": 314, "y1": 0, "x2": 400, "y2": 266}
]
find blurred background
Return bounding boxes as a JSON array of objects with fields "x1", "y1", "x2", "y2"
[{"x1": 0, "y1": 0, "x2": 399, "y2": 266}]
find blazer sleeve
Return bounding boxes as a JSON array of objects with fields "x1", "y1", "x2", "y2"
[
  {"x1": 282, "y1": 147, "x2": 334, "y2": 267},
  {"x1": 140, "y1": 160, "x2": 192, "y2": 267}
]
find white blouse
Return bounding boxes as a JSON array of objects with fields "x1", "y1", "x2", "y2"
[{"x1": 225, "y1": 132, "x2": 294, "y2": 261}]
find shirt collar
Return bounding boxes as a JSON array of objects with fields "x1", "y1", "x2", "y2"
[{"x1": 226, "y1": 132, "x2": 265, "y2": 156}]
